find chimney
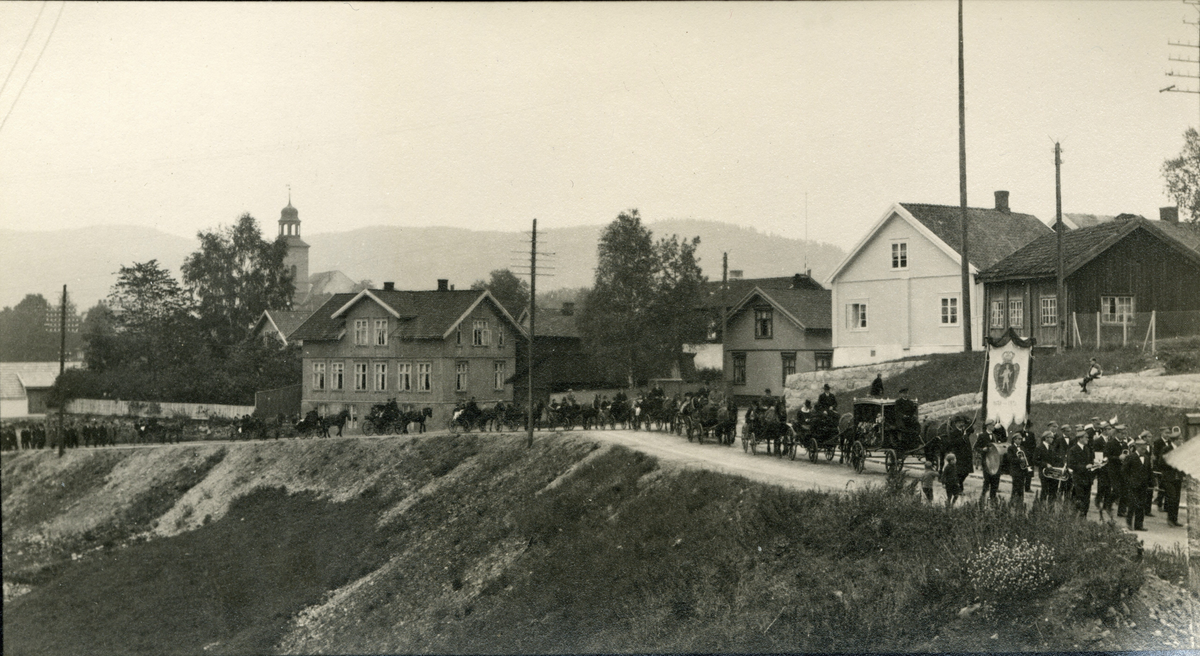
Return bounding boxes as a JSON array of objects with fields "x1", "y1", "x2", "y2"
[
  {"x1": 437, "y1": 279, "x2": 449, "y2": 292},
  {"x1": 1160, "y1": 206, "x2": 1179, "y2": 224},
  {"x1": 382, "y1": 281, "x2": 395, "y2": 291},
  {"x1": 729, "y1": 270, "x2": 743, "y2": 280},
  {"x1": 561, "y1": 302, "x2": 575, "y2": 316},
  {"x1": 994, "y1": 190, "x2": 1010, "y2": 213}
]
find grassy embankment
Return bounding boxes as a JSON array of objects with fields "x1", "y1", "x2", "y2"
[{"x1": 2, "y1": 433, "x2": 1173, "y2": 655}]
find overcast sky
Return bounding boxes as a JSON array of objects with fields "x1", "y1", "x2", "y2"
[{"x1": 0, "y1": 1, "x2": 1194, "y2": 251}]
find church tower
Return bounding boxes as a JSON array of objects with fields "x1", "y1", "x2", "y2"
[{"x1": 279, "y1": 194, "x2": 311, "y2": 303}]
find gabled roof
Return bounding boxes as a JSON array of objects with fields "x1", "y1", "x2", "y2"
[
  {"x1": 1062, "y1": 213, "x2": 1115, "y2": 230},
  {"x1": 701, "y1": 273, "x2": 825, "y2": 310},
  {"x1": 728, "y1": 286, "x2": 832, "y2": 331},
  {"x1": 251, "y1": 310, "x2": 312, "y2": 343},
  {"x1": 827, "y1": 202, "x2": 1050, "y2": 284},
  {"x1": 978, "y1": 218, "x2": 1200, "y2": 282},
  {"x1": 289, "y1": 288, "x2": 527, "y2": 343},
  {"x1": 0, "y1": 361, "x2": 82, "y2": 399},
  {"x1": 518, "y1": 306, "x2": 581, "y2": 339}
]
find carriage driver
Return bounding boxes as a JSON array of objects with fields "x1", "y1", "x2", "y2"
[{"x1": 816, "y1": 384, "x2": 837, "y2": 414}]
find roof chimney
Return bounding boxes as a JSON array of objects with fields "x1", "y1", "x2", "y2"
[
  {"x1": 561, "y1": 302, "x2": 575, "y2": 316},
  {"x1": 994, "y1": 190, "x2": 1010, "y2": 213},
  {"x1": 1161, "y1": 206, "x2": 1179, "y2": 224},
  {"x1": 382, "y1": 281, "x2": 395, "y2": 291},
  {"x1": 437, "y1": 279, "x2": 449, "y2": 292},
  {"x1": 729, "y1": 270, "x2": 743, "y2": 280}
]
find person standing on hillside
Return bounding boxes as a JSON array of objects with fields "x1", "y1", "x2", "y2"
[
  {"x1": 1080, "y1": 358, "x2": 1102, "y2": 393},
  {"x1": 920, "y1": 459, "x2": 938, "y2": 503},
  {"x1": 869, "y1": 373, "x2": 884, "y2": 398}
]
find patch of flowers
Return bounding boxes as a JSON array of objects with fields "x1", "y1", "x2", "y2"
[{"x1": 966, "y1": 537, "x2": 1056, "y2": 604}]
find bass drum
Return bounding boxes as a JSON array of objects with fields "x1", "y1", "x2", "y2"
[{"x1": 983, "y1": 443, "x2": 1009, "y2": 477}]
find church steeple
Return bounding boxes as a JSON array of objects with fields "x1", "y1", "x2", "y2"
[{"x1": 279, "y1": 187, "x2": 311, "y2": 303}]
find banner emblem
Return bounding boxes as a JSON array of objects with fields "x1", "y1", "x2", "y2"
[{"x1": 993, "y1": 351, "x2": 1020, "y2": 398}]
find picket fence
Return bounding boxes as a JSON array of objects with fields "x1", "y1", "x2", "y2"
[{"x1": 65, "y1": 398, "x2": 255, "y2": 420}]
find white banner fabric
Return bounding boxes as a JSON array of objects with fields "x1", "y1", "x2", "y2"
[{"x1": 985, "y1": 339, "x2": 1031, "y2": 428}]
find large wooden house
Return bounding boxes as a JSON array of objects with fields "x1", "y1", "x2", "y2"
[
  {"x1": 723, "y1": 284, "x2": 832, "y2": 403},
  {"x1": 288, "y1": 280, "x2": 526, "y2": 430},
  {"x1": 978, "y1": 210, "x2": 1200, "y2": 348}
]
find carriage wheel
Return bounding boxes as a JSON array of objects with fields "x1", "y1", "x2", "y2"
[
  {"x1": 362, "y1": 421, "x2": 376, "y2": 437},
  {"x1": 807, "y1": 438, "x2": 819, "y2": 463},
  {"x1": 884, "y1": 449, "x2": 897, "y2": 474},
  {"x1": 742, "y1": 435, "x2": 749, "y2": 453},
  {"x1": 825, "y1": 444, "x2": 836, "y2": 461},
  {"x1": 447, "y1": 419, "x2": 460, "y2": 435},
  {"x1": 851, "y1": 441, "x2": 866, "y2": 474}
]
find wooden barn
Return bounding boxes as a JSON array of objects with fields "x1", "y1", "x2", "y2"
[{"x1": 977, "y1": 210, "x2": 1200, "y2": 349}]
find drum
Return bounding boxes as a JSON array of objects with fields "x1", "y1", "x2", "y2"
[{"x1": 983, "y1": 443, "x2": 1009, "y2": 477}]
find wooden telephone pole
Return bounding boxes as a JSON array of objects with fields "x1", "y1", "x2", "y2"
[
  {"x1": 1055, "y1": 143, "x2": 1066, "y2": 354},
  {"x1": 958, "y1": 0, "x2": 973, "y2": 352},
  {"x1": 527, "y1": 219, "x2": 537, "y2": 448}
]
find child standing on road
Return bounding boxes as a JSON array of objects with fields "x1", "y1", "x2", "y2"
[
  {"x1": 920, "y1": 459, "x2": 937, "y2": 503},
  {"x1": 942, "y1": 453, "x2": 962, "y2": 507}
]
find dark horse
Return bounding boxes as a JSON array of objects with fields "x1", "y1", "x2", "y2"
[
  {"x1": 321, "y1": 409, "x2": 352, "y2": 437},
  {"x1": 402, "y1": 407, "x2": 433, "y2": 433}
]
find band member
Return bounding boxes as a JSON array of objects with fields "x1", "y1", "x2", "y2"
[
  {"x1": 1001, "y1": 432, "x2": 1032, "y2": 509},
  {"x1": 1067, "y1": 429, "x2": 1096, "y2": 518},
  {"x1": 1096, "y1": 423, "x2": 1124, "y2": 521},
  {"x1": 1034, "y1": 430, "x2": 1064, "y2": 502},
  {"x1": 1122, "y1": 433, "x2": 1154, "y2": 531},
  {"x1": 1017, "y1": 419, "x2": 1036, "y2": 492},
  {"x1": 944, "y1": 416, "x2": 974, "y2": 493},
  {"x1": 1158, "y1": 432, "x2": 1184, "y2": 527},
  {"x1": 976, "y1": 420, "x2": 1002, "y2": 505}
]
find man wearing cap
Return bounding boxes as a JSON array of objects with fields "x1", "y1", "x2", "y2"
[
  {"x1": 1094, "y1": 423, "x2": 1124, "y2": 521},
  {"x1": 1034, "y1": 429, "x2": 1065, "y2": 503},
  {"x1": 895, "y1": 388, "x2": 919, "y2": 447},
  {"x1": 1158, "y1": 430, "x2": 1184, "y2": 527},
  {"x1": 945, "y1": 416, "x2": 975, "y2": 492},
  {"x1": 1067, "y1": 429, "x2": 1096, "y2": 518},
  {"x1": 1001, "y1": 432, "x2": 1032, "y2": 509},
  {"x1": 1122, "y1": 433, "x2": 1154, "y2": 531},
  {"x1": 975, "y1": 420, "x2": 1003, "y2": 506},
  {"x1": 1017, "y1": 419, "x2": 1036, "y2": 493}
]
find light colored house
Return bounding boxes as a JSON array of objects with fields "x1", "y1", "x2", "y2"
[
  {"x1": 723, "y1": 285, "x2": 831, "y2": 402},
  {"x1": 826, "y1": 192, "x2": 1050, "y2": 367},
  {"x1": 249, "y1": 309, "x2": 312, "y2": 347},
  {"x1": 288, "y1": 280, "x2": 526, "y2": 430},
  {"x1": 0, "y1": 361, "x2": 81, "y2": 419}
]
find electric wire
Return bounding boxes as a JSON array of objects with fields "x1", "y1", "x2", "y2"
[
  {"x1": 0, "y1": 1, "x2": 48, "y2": 100},
  {"x1": 0, "y1": 1, "x2": 65, "y2": 136}
]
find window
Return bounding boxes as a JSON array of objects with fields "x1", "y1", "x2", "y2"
[
  {"x1": 990, "y1": 301, "x2": 1005, "y2": 329},
  {"x1": 940, "y1": 297, "x2": 959, "y2": 326},
  {"x1": 498, "y1": 324, "x2": 505, "y2": 348},
  {"x1": 781, "y1": 352, "x2": 796, "y2": 387},
  {"x1": 732, "y1": 352, "x2": 746, "y2": 385},
  {"x1": 494, "y1": 361, "x2": 506, "y2": 390},
  {"x1": 312, "y1": 362, "x2": 326, "y2": 390},
  {"x1": 455, "y1": 361, "x2": 469, "y2": 392},
  {"x1": 1101, "y1": 295, "x2": 1135, "y2": 324},
  {"x1": 416, "y1": 362, "x2": 431, "y2": 392},
  {"x1": 1040, "y1": 297, "x2": 1058, "y2": 327},
  {"x1": 354, "y1": 363, "x2": 368, "y2": 391},
  {"x1": 891, "y1": 241, "x2": 908, "y2": 269},
  {"x1": 473, "y1": 319, "x2": 490, "y2": 346},
  {"x1": 374, "y1": 362, "x2": 387, "y2": 391},
  {"x1": 848, "y1": 303, "x2": 868, "y2": 330},
  {"x1": 456, "y1": 324, "x2": 462, "y2": 346},
  {"x1": 815, "y1": 351, "x2": 833, "y2": 371},
  {"x1": 354, "y1": 319, "x2": 369, "y2": 346},
  {"x1": 374, "y1": 319, "x2": 388, "y2": 346},
  {"x1": 396, "y1": 362, "x2": 411, "y2": 392},
  {"x1": 754, "y1": 308, "x2": 773, "y2": 338},
  {"x1": 1008, "y1": 299, "x2": 1024, "y2": 328},
  {"x1": 331, "y1": 362, "x2": 344, "y2": 390}
]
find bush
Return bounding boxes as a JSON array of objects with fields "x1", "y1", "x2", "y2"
[{"x1": 966, "y1": 537, "x2": 1056, "y2": 607}]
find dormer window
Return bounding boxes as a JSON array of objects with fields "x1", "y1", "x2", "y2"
[
  {"x1": 754, "y1": 307, "x2": 773, "y2": 339},
  {"x1": 473, "y1": 319, "x2": 490, "y2": 346},
  {"x1": 354, "y1": 319, "x2": 369, "y2": 346},
  {"x1": 891, "y1": 242, "x2": 908, "y2": 269}
]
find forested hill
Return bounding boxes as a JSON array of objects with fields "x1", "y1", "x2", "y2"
[{"x1": 0, "y1": 219, "x2": 845, "y2": 310}]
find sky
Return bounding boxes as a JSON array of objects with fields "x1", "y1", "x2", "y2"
[{"x1": 0, "y1": 1, "x2": 1195, "y2": 252}]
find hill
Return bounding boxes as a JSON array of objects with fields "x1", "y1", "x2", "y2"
[
  {"x1": 0, "y1": 220, "x2": 845, "y2": 310},
  {"x1": 3, "y1": 433, "x2": 1190, "y2": 654}
]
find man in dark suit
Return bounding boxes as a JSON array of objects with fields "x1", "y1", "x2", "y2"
[
  {"x1": 1067, "y1": 430, "x2": 1096, "y2": 518},
  {"x1": 1122, "y1": 433, "x2": 1154, "y2": 531},
  {"x1": 945, "y1": 416, "x2": 975, "y2": 493},
  {"x1": 1097, "y1": 423, "x2": 1125, "y2": 521},
  {"x1": 816, "y1": 384, "x2": 837, "y2": 414},
  {"x1": 1034, "y1": 429, "x2": 1064, "y2": 503}
]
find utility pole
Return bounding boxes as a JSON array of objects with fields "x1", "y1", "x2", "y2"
[
  {"x1": 1055, "y1": 143, "x2": 1066, "y2": 354},
  {"x1": 958, "y1": 0, "x2": 973, "y2": 352},
  {"x1": 1165, "y1": 0, "x2": 1200, "y2": 124},
  {"x1": 527, "y1": 219, "x2": 537, "y2": 448},
  {"x1": 721, "y1": 252, "x2": 728, "y2": 395},
  {"x1": 57, "y1": 284, "x2": 66, "y2": 457}
]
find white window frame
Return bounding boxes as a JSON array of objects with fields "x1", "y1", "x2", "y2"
[
  {"x1": 815, "y1": 351, "x2": 832, "y2": 371},
  {"x1": 374, "y1": 319, "x2": 388, "y2": 346},
  {"x1": 416, "y1": 362, "x2": 432, "y2": 392},
  {"x1": 473, "y1": 319, "x2": 490, "y2": 347},
  {"x1": 891, "y1": 241, "x2": 908, "y2": 269},
  {"x1": 754, "y1": 308, "x2": 773, "y2": 339},
  {"x1": 312, "y1": 362, "x2": 326, "y2": 391},
  {"x1": 331, "y1": 362, "x2": 344, "y2": 390},
  {"x1": 940, "y1": 296, "x2": 959, "y2": 326},
  {"x1": 848, "y1": 302, "x2": 868, "y2": 331},
  {"x1": 990, "y1": 300, "x2": 1005, "y2": 329},
  {"x1": 1100, "y1": 295, "x2": 1135, "y2": 324},
  {"x1": 354, "y1": 362, "x2": 368, "y2": 391},
  {"x1": 494, "y1": 361, "x2": 506, "y2": 390},
  {"x1": 455, "y1": 361, "x2": 469, "y2": 392},
  {"x1": 397, "y1": 362, "x2": 411, "y2": 392},
  {"x1": 1040, "y1": 297, "x2": 1058, "y2": 327},
  {"x1": 354, "y1": 319, "x2": 369, "y2": 346},
  {"x1": 374, "y1": 362, "x2": 387, "y2": 391},
  {"x1": 1008, "y1": 299, "x2": 1024, "y2": 329}
]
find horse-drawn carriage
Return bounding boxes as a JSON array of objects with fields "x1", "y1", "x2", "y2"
[
  {"x1": 680, "y1": 397, "x2": 737, "y2": 445},
  {"x1": 842, "y1": 397, "x2": 926, "y2": 474},
  {"x1": 362, "y1": 400, "x2": 432, "y2": 436},
  {"x1": 742, "y1": 403, "x2": 793, "y2": 456},
  {"x1": 794, "y1": 408, "x2": 853, "y2": 463}
]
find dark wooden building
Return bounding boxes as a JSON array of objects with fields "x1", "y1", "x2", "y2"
[
  {"x1": 512, "y1": 303, "x2": 611, "y2": 404},
  {"x1": 978, "y1": 212, "x2": 1200, "y2": 348}
]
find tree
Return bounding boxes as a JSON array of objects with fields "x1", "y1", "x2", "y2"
[
  {"x1": 579, "y1": 209, "x2": 708, "y2": 386},
  {"x1": 0, "y1": 294, "x2": 60, "y2": 360},
  {"x1": 107, "y1": 260, "x2": 202, "y2": 381},
  {"x1": 181, "y1": 213, "x2": 294, "y2": 347},
  {"x1": 1162, "y1": 127, "x2": 1200, "y2": 223},
  {"x1": 471, "y1": 269, "x2": 530, "y2": 317}
]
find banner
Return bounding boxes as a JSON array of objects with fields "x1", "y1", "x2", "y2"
[{"x1": 982, "y1": 327, "x2": 1035, "y2": 428}]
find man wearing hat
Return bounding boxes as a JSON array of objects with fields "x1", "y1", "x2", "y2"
[
  {"x1": 1001, "y1": 431, "x2": 1032, "y2": 509},
  {"x1": 1095, "y1": 422, "x2": 1124, "y2": 521},
  {"x1": 1157, "y1": 429, "x2": 1184, "y2": 527},
  {"x1": 895, "y1": 388, "x2": 919, "y2": 446},
  {"x1": 1067, "y1": 428, "x2": 1097, "y2": 517},
  {"x1": 1034, "y1": 429, "x2": 1065, "y2": 502},
  {"x1": 945, "y1": 415, "x2": 975, "y2": 492},
  {"x1": 1122, "y1": 432, "x2": 1154, "y2": 531},
  {"x1": 816, "y1": 383, "x2": 837, "y2": 414},
  {"x1": 975, "y1": 420, "x2": 1003, "y2": 505}
]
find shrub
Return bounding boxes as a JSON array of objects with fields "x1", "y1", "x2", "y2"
[{"x1": 966, "y1": 537, "x2": 1055, "y2": 607}]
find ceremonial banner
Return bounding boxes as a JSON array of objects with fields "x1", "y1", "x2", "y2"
[{"x1": 982, "y1": 327, "x2": 1035, "y2": 428}]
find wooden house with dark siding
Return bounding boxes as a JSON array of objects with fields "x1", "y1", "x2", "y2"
[
  {"x1": 288, "y1": 280, "x2": 526, "y2": 430},
  {"x1": 511, "y1": 303, "x2": 611, "y2": 404},
  {"x1": 978, "y1": 210, "x2": 1200, "y2": 348}
]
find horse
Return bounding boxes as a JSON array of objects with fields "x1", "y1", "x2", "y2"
[
  {"x1": 402, "y1": 407, "x2": 433, "y2": 434},
  {"x1": 322, "y1": 409, "x2": 351, "y2": 437}
]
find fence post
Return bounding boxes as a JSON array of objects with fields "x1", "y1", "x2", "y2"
[
  {"x1": 1151, "y1": 311, "x2": 1156, "y2": 353},
  {"x1": 1122, "y1": 314, "x2": 1128, "y2": 348},
  {"x1": 1072, "y1": 312, "x2": 1081, "y2": 349},
  {"x1": 1096, "y1": 312, "x2": 1101, "y2": 350}
]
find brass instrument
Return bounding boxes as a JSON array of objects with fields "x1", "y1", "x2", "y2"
[{"x1": 1043, "y1": 465, "x2": 1070, "y2": 482}]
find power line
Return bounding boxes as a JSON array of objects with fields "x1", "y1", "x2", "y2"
[
  {"x1": 0, "y1": 1, "x2": 65, "y2": 136},
  {"x1": 0, "y1": 1, "x2": 48, "y2": 99}
]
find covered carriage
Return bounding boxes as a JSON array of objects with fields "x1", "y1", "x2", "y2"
[{"x1": 843, "y1": 397, "x2": 927, "y2": 474}]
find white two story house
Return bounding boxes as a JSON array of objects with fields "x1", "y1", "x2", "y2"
[{"x1": 826, "y1": 191, "x2": 1050, "y2": 367}]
